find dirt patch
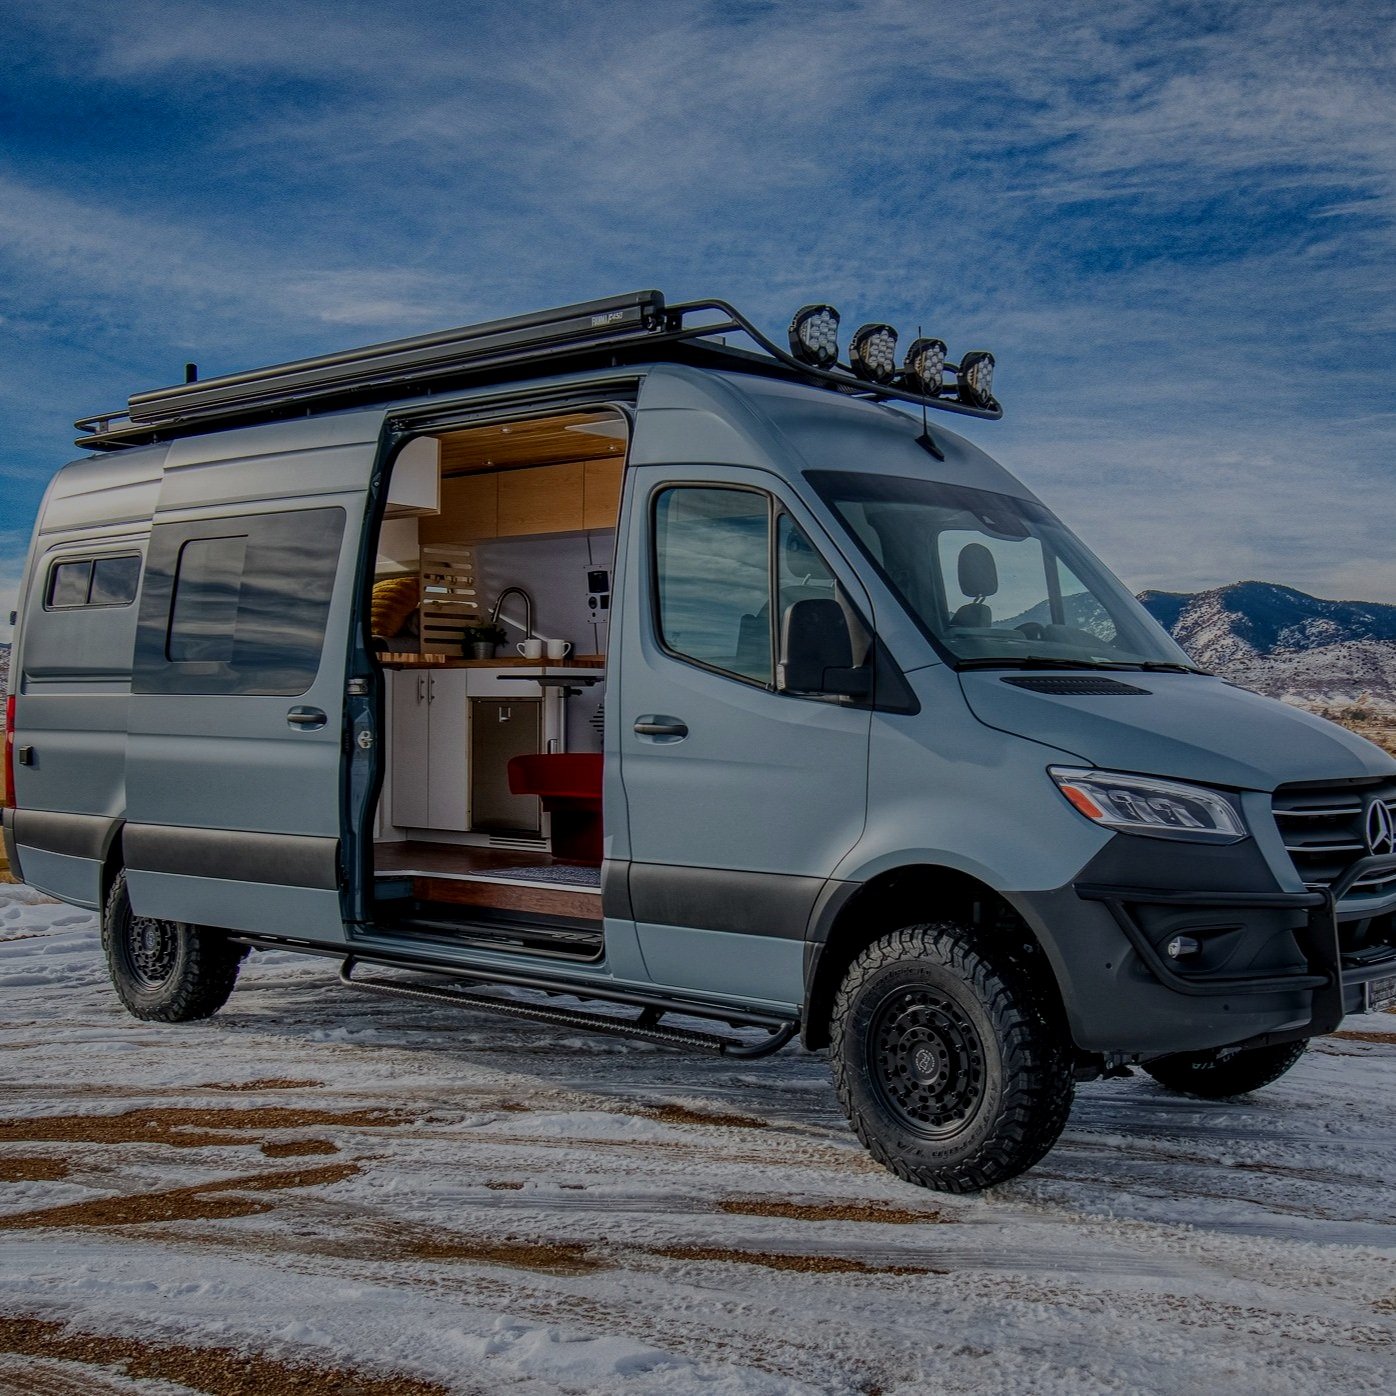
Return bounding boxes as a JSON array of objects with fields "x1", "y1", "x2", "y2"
[
  {"x1": 644, "y1": 1104, "x2": 768, "y2": 1129},
  {"x1": 395, "y1": 1235, "x2": 602, "y2": 1274},
  {"x1": 201, "y1": 1079, "x2": 323, "y2": 1092},
  {"x1": 651, "y1": 1245, "x2": 941, "y2": 1276},
  {"x1": 0, "y1": 1316, "x2": 450, "y2": 1396},
  {"x1": 260, "y1": 1140, "x2": 339, "y2": 1159},
  {"x1": 1332, "y1": 1029, "x2": 1396, "y2": 1045},
  {"x1": 0, "y1": 1162, "x2": 359, "y2": 1231},
  {"x1": 483, "y1": 1180, "x2": 524, "y2": 1190},
  {"x1": 0, "y1": 1157, "x2": 69, "y2": 1183},
  {"x1": 0, "y1": 1105, "x2": 411, "y2": 1149},
  {"x1": 717, "y1": 1198, "x2": 948, "y2": 1225}
]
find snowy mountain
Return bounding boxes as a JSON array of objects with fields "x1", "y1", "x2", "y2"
[{"x1": 1138, "y1": 581, "x2": 1396, "y2": 711}]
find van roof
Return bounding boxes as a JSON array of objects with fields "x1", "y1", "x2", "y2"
[{"x1": 74, "y1": 291, "x2": 1002, "y2": 452}]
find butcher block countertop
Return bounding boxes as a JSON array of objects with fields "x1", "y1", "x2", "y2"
[{"x1": 379, "y1": 652, "x2": 606, "y2": 670}]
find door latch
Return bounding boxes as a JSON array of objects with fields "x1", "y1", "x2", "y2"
[{"x1": 356, "y1": 729, "x2": 374, "y2": 750}]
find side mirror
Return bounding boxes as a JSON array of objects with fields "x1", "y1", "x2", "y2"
[{"x1": 779, "y1": 597, "x2": 872, "y2": 698}]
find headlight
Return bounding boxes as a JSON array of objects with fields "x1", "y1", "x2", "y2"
[
  {"x1": 788, "y1": 304, "x2": 841, "y2": 368},
  {"x1": 957, "y1": 349, "x2": 996, "y2": 408},
  {"x1": 848, "y1": 323, "x2": 898, "y2": 383},
  {"x1": 1049, "y1": 767, "x2": 1248, "y2": 843}
]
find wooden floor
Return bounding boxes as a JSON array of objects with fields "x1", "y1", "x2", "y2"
[{"x1": 373, "y1": 841, "x2": 602, "y2": 922}]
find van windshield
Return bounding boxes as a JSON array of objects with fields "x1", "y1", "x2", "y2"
[{"x1": 807, "y1": 471, "x2": 1198, "y2": 671}]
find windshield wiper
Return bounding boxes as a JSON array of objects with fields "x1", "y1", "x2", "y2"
[{"x1": 1134, "y1": 661, "x2": 1207, "y2": 675}]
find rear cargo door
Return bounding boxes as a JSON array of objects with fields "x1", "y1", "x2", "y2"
[{"x1": 123, "y1": 410, "x2": 383, "y2": 943}]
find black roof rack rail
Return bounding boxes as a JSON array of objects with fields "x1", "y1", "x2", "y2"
[{"x1": 74, "y1": 290, "x2": 1002, "y2": 451}]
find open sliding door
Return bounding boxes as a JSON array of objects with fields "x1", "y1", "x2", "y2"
[{"x1": 123, "y1": 410, "x2": 383, "y2": 944}]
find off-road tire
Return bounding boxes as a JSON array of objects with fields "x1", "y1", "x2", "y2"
[
  {"x1": 831, "y1": 923, "x2": 1074, "y2": 1193},
  {"x1": 102, "y1": 870, "x2": 245, "y2": 1022},
  {"x1": 1143, "y1": 1041, "x2": 1307, "y2": 1099}
]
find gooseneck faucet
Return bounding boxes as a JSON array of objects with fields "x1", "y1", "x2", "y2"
[{"x1": 490, "y1": 585, "x2": 534, "y2": 639}]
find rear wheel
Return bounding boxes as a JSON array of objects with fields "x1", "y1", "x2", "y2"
[
  {"x1": 831, "y1": 923, "x2": 1074, "y2": 1193},
  {"x1": 1143, "y1": 1041, "x2": 1307, "y2": 1099},
  {"x1": 102, "y1": 870, "x2": 246, "y2": 1022}
]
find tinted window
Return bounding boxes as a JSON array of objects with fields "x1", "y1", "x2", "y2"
[
  {"x1": 654, "y1": 487, "x2": 772, "y2": 684},
  {"x1": 134, "y1": 507, "x2": 347, "y2": 696},
  {"x1": 44, "y1": 554, "x2": 141, "y2": 609},
  {"x1": 47, "y1": 560, "x2": 93, "y2": 609},
  {"x1": 168, "y1": 536, "x2": 247, "y2": 662},
  {"x1": 89, "y1": 554, "x2": 142, "y2": 607}
]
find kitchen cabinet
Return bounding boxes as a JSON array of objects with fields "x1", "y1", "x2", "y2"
[{"x1": 391, "y1": 668, "x2": 470, "y2": 830}]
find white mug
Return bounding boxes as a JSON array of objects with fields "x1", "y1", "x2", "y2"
[
  {"x1": 516, "y1": 638, "x2": 544, "y2": 660},
  {"x1": 545, "y1": 639, "x2": 572, "y2": 660}
]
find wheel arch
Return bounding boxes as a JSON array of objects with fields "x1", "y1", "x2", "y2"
[{"x1": 802, "y1": 862, "x2": 1070, "y2": 1051}]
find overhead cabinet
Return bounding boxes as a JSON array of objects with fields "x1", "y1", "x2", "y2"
[{"x1": 418, "y1": 460, "x2": 622, "y2": 544}]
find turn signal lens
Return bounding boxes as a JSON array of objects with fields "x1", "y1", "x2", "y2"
[
  {"x1": 788, "y1": 304, "x2": 841, "y2": 368},
  {"x1": 1049, "y1": 767, "x2": 1248, "y2": 844}
]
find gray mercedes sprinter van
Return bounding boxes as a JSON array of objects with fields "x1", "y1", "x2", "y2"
[{"x1": 6, "y1": 292, "x2": 1395, "y2": 1192}]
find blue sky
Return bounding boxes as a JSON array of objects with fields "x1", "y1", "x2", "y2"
[{"x1": 2, "y1": 0, "x2": 1393, "y2": 636}]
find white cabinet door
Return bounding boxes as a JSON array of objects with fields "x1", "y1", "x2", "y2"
[
  {"x1": 426, "y1": 668, "x2": 470, "y2": 831},
  {"x1": 391, "y1": 670, "x2": 431, "y2": 828}
]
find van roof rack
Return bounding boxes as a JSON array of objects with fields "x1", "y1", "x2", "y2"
[{"x1": 73, "y1": 290, "x2": 1002, "y2": 451}]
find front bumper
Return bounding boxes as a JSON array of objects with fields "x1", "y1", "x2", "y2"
[{"x1": 1014, "y1": 848, "x2": 1396, "y2": 1058}]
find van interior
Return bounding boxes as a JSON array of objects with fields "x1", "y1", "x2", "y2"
[{"x1": 365, "y1": 406, "x2": 627, "y2": 961}]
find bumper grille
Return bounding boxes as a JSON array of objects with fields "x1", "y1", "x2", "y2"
[{"x1": 1272, "y1": 777, "x2": 1396, "y2": 904}]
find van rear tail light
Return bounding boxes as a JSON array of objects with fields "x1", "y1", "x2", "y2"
[{"x1": 4, "y1": 694, "x2": 14, "y2": 805}]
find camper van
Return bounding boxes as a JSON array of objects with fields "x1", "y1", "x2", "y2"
[{"x1": 5, "y1": 292, "x2": 1395, "y2": 1192}]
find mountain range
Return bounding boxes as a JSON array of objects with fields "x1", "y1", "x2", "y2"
[{"x1": 1138, "y1": 581, "x2": 1396, "y2": 713}]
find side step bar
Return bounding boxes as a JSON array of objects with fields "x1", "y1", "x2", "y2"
[{"x1": 338, "y1": 956, "x2": 798, "y2": 1059}]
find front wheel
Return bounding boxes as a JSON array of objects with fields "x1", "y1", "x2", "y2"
[
  {"x1": 102, "y1": 870, "x2": 246, "y2": 1022},
  {"x1": 831, "y1": 923, "x2": 1074, "y2": 1193},
  {"x1": 1143, "y1": 1041, "x2": 1307, "y2": 1099}
]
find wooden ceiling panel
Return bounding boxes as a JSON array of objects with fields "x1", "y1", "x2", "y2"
[{"x1": 437, "y1": 409, "x2": 627, "y2": 476}]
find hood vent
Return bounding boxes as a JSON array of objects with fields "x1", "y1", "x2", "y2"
[{"x1": 1001, "y1": 676, "x2": 1151, "y2": 696}]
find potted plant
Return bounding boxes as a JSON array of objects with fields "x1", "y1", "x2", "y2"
[{"x1": 461, "y1": 623, "x2": 506, "y2": 659}]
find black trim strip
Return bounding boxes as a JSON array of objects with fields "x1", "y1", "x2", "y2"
[
  {"x1": 7, "y1": 808, "x2": 117, "y2": 862},
  {"x1": 125, "y1": 824, "x2": 339, "y2": 890},
  {"x1": 628, "y1": 862, "x2": 824, "y2": 940}
]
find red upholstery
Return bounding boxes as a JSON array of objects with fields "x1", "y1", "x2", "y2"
[
  {"x1": 508, "y1": 754, "x2": 604, "y2": 865},
  {"x1": 507, "y1": 754, "x2": 603, "y2": 800}
]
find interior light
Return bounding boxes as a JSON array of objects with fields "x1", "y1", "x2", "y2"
[
  {"x1": 903, "y1": 337, "x2": 947, "y2": 395},
  {"x1": 848, "y1": 323, "x2": 898, "y2": 384},
  {"x1": 788, "y1": 304, "x2": 841, "y2": 368},
  {"x1": 957, "y1": 350, "x2": 996, "y2": 408}
]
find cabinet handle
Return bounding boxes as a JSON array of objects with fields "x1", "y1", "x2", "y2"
[{"x1": 416, "y1": 675, "x2": 426, "y2": 704}]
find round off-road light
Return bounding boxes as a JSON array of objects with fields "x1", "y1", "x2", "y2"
[
  {"x1": 848, "y1": 323, "x2": 898, "y2": 384},
  {"x1": 903, "y1": 336, "x2": 947, "y2": 395},
  {"x1": 788, "y1": 303, "x2": 840, "y2": 368},
  {"x1": 957, "y1": 350, "x2": 996, "y2": 408}
]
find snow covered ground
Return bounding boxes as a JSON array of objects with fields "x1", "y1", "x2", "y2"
[{"x1": 1, "y1": 884, "x2": 1393, "y2": 1395}]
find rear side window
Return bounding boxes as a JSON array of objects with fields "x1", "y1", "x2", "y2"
[
  {"x1": 134, "y1": 507, "x2": 346, "y2": 696},
  {"x1": 45, "y1": 553, "x2": 141, "y2": 609}
]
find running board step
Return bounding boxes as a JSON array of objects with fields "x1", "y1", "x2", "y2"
[{"x1": 338, "y1": 957, "x2": 797, "y2": 1058}]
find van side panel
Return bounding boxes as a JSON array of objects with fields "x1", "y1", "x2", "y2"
[{"x1": 8, "y1": 447, "x2": 165, "y2": 907}]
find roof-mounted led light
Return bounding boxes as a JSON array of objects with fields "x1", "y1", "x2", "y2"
[
  {"x1": 903, "y1": 337, "x2": 947, "y2": 396},
  {"x1": 957, "y1": 350, "x2": 996, "y2": 409},
  {"x1": 848, "y1": 323, "x2": 898, "y2": 384},
  {"x1": 788, "y1": 304, "x2": 840, "y2": 369}
]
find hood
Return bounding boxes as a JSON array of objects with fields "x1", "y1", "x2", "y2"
[{"x1": 959, "y1": 670, "x2": 1396, "y2": 791}]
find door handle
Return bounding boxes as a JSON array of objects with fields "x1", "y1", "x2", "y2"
[
  {"x1": 633, "y1": 715, "x2": 688, "y2": 741},
  {"x1": 287, "y1": 706, "x2": 328, "y2": 730}
]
